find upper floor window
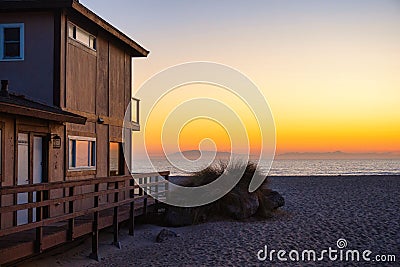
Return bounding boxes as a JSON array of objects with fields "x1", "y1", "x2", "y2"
[
  {"x1": 68, "y1": 23, "x2": 96, "y2": 50},
  {"x1": 68, "y1": 136, "x2": 96, "y2": 170},
  {"x1": 0, "y1": 23, "x2": 24, "y2": 61}
]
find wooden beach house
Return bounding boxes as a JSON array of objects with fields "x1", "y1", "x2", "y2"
[{"x1": 0, "y1": 0, "x2": 168, "y2": 264}]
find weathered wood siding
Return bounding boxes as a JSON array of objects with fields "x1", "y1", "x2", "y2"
[
  {"x1": 59, "y1": 14, "x2": 133, "y2": 209},
  {"x1": 0, "y1": 115, "x2": 65, "y2": 228},
  {"x1": 0, "y1": 116, "x2": 15, "y2": 229},
  {"x1": 62, "y1": 14, "x2": 132, "y2": 182},
  {"x1": 65, "y1": 42, "x2": 97, "y2": 114},
  {"x1": 96, "y1": 35, "x2": 109, "y2": 117},
  {"x1": 0, "y1": 12, "x2": 54, "y2": 105}
]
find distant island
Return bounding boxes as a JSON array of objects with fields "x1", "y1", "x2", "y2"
[
  {"x1": 166, "y1": 150, "x2": 400, "y2": 160},
  {"x1": 275, "y1": 151, "x2": 400, "y2": 160}
]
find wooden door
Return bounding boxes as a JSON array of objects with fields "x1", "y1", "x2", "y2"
[
  {"x1": 17, "y1": 134, "x2": 47, "y2": 225},
  {"x1": 17, "y1": 133, "x2": 29, "y2": 225}
]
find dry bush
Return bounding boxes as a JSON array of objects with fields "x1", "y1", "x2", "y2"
[{"x1": 185, "y1": 161, "x2": 270, "y2": 223}]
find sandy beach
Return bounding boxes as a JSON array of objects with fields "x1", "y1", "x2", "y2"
[{"x1": 22, "y1": 175, "x2": 399, "y2": 266}]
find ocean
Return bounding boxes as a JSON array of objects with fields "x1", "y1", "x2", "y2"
[{"x1": 132, "y1": 158, "x2": 400, "y2": 177}]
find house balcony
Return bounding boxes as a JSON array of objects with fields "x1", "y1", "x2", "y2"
[{"x1": 130, "y1": 97, "x2": 140, "y2": 131}]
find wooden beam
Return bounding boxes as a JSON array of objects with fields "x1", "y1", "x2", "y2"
[
  {"x1": 89, "y1": 184, "x2": 100, "y2": 262},
  {"x1": 53, "y1": 9, "x2": 62, "y2": 107},
  {"x1": 67, "y1": 186, "x2": 75, "y2": 241},
  {"x1": 35, "y1": 191, "x2": 44, "y2": 253},
  {"x1": 112, "y1": 181, "x2": 121, "y2": 249},
  {"x1": 128, "y1": 179, "x2": 135, "y2": 236},
  {"x1": 62, "y1": 108, "x2": 140, "y2": 130},
  {"x1": 0, "y1": 198, "x2": 133, "y2": 237},
  {"x1": 0, "y1": 187, "x2": 133, "y2": 213},
  {"x1": 0, "y1": 175, "x2": 131, "y2": 194},
  {"x1": 0, "y1": 103, "x2": 86, "y2": 125}
]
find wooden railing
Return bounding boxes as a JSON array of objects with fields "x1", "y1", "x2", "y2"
[
  {"x1": 0, "y1": 172, "x2": 169, "y2": 263},
  {"x1": 131, "y1": 97, "x2": 140, "y2": 124}
]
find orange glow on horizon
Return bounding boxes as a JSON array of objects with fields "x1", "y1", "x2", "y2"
[{"x1": 140, "y1": 82, "x2": 400, "y2": 156}]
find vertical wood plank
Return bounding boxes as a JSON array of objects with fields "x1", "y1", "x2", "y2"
[
  {"x1": 67, "y1": 186, "x2": 74, "y2": 241},
  {"x1": 154, "y1": 175, "x2": 159, "y2": 209},
  {"x1": 112, "y1": 181, "x2": 121, "y2": 248},
  {"x1": 35, "y1": 190, "x2": 43, "y2": 253},
  {"x1": 128, "y1": 179, "x2": 135, "y2": 236},
  {"x1": 89, "y1": 183, "x2": 100, "y2": 261},
  {"x1": 138, "y1": 177, "x2": 143, "y2": 196},
  {"x1": 143, "y1": 177, "x2": 148, "y2": 218},
  {"x1": 164, "y1": 174, "x2": 169, "y2": 203}
]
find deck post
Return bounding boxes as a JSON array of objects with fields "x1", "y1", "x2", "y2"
[
  {"x1": 164, "y1": 173, "x2": 169, "y2": 203},
  {"x1": 89, "y1": 183, "x2": 100, "y2": 262},
  {"x1": 143, "y1": 177, "x2": 148, "y2": 218},
  {"x1": 155, "y1": 175, "x2": 159, "y2": 208},
  {"x1": 35, "y1": 190, "x2": 43, "y2": 253},
  {"x1": 128, "y1": 179, "x2": 135, "y2": 236},
  {"x1": 67, "y1": 186, "x2": 75, "y2": 241},
  {"x1": 112, "y1": 181, "x2": 121, "y2": 249},
  {"x1": 138, "y1": 177, "x2": 143, "y2": 196}
]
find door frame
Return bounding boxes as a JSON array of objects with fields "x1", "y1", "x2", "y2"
[
  {"x1": 15, "y1": 132, "x2": 49, "y2": 185},
  {"x1": 15, "y1": 131, "x2": 49, "y2": 225}
]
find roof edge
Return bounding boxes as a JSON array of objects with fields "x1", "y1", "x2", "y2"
[
  {"x1": 0, "y1": 101, "x2": 87, "y2": 124},
  {"x1": 71, "y1": 1, "x2": 149, "y2": 57},
  {"x1": 0, "y1": 0, "x2": 149, "y2": 57}
]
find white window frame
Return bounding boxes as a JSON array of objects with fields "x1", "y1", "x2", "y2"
[
  {"x1": 68, "y1": 136, "x2": 96, "y2": 171},
  {"x1": 0, "y1": 23, "x2": 24, "y2": 61},
  {"x1": 67, "y1": 22, "x2": 96, "y2": 51}
]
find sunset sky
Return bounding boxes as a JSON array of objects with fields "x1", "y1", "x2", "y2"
[{"x1": 82, "y1": 0, "x2": 400, "y2": 155}]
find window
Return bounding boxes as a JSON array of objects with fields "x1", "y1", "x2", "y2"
[
  {"x1": 68, "y1": 136, "x2": 96, "y2": 170},
  {"x1": 131, "y1": 98, "x2": 140, "y2": 124},
  {"x1": 110, "y1": 142, "x2": 124, "y2": 176},
  {"x1": 68, "y1": 23, "x2": 96, "y2": 50},
  {"x1": 0, "y1": 23, "x2": 24, "y2": 60}
]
